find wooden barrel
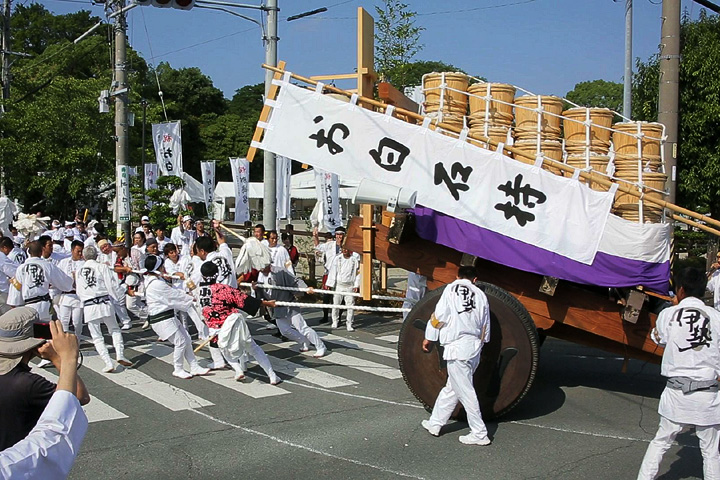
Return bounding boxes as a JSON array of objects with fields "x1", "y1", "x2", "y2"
[
  {"x1": 469, "y1": 126, "x2": 513, "y2": 156},
  {"x1": 514, "y1": 95, "x2": 564, "y2": 136},
  {"x1": 614, "y1": 172, "x2": 667, "y2": 206},
  {"x1": 562, "y1": 107, "x2": 614, "y2": 144},
  {"x1": 566, "y1": 154, "x2": 611, "y2": 191},
  {"x1": 467, "y1": 111, "x2": 514, "y2": 128},
  {"x1": 514, "y1": 127, "x2": 563, "y2": 141},
  {"x1": 423, "y1": 72, "x2": 469, "y2": 116},
  {"x1": 614, "y1": 154, "x2": 662, "y2": 173},
  {"x1": 613, "y1": 204, "x2": 664, "y2": 223},
  {"x1": 565, "y1": 139, "x2": 611, "y2": 155},
  {"x1": 514, "y1": 139, "x2": 563, "y2": 175},
  {"x1": 611, "y1": 122, "x2": 663, "y2": 157},
  {"x1": 467, "y1": 83, "x2": 516, "y2": 116}
]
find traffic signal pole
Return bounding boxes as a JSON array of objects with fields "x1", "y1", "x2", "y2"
[
  {"x1": 262, "y1": 0, "x2": 278, "y2": 230},
  {"x1": 114, "y1": 0, "x2": 131, "y2": 245}
]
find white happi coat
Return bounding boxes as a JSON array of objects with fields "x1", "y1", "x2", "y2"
[
  {"x1": 653, "y1": 296, "x2": 720, "y2": 425},
  {"x1": 144, "y1": 274, "x2": 194, "y2": 339},
  {"x1": 269, "y1": 245, "x2": 294, "y2": 274},
  {"x1": 315, "y1": 240, "x2": 341, "y2": 275},
  {"x1": 0, "y1": 252, "x2": 18, "y2": 294},
  {"x1": 56, "y1": 257, "x2": 84, "y2": 309},
  {"x1": 325, "y1": 253, "x2": 360, "y2": 289},
  {"x1": 193, "y1": 244, "x2": 237, "y2": 288},
  {"x1": 706, "y1": 271, "x2": 720, "y2": 310},
  {"x1": 8, "y1": 247, "x2": 26, "y2": 265},
  {"x1": 76, "y1": 259, "x2": 125, "y2": 320},
  {"x1": 425, "y1": 279, "x2": 491, "y2": 361},
  {"x1": 13, "y1": 257, "x2": 73, "y2": 319},
  {"x1": 170, "y1": 227, "x2": 196, "y2": 257}
]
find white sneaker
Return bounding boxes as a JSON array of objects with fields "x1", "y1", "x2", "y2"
[
  {"x1": 190, "y1": 366, "x2": 211, "y2": 376},
  {"x1": 172, "y1": 369, "x2": 193, "y2": 379},
  {"x1": 421, "y1": 420, "x2": 440, "y2": 437},
  {"x1": 347, "y1": 326, "x2": 355, "y2": 332},
  {"x1": 313, "y1": 349, "x2": 327, "y2": 358},
  {"x1": 102, "y1": 363, "x2": 115, "y2": 373},
  {"x1": 37, "y1": 359, "x2": 52, "y2": 368},
  {"x1": 459, "y1": 434, "x2": 491, "y2": 446},
  {"x1": 117, "y1": 357, "x2": 133, "y2": 367},
  {"x1": 331, "y1": 321, "x2": 339, "y2": 329},
  {"x1": 121, "y1": 324, "x2": 131, "y2": 330}
]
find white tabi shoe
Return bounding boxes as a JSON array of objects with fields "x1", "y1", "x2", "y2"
[
  {"x1": 120, "y1": 324, "x2": 131, "y2": 331},
  {"x1": 299, "y1": 344, "x2": 310, "y2": 353},
  {"x1": 346, "y1": 325, "x2": 355, "y2": 332},
  {"x1": 141, "y1": 320, "x2": 150, "y2": 330},
  {"x1": 459, "y1": 434, "x2": 491, "y2": 446},
  {"x1": 421, "y1": 420, "x2": 440, "y2": 437},
  {"x1": 234, "y1": 372, "x2": 246, "y2": 382},
  {"x1": 190, "y1": 366, "x2": 211, "y2": 376},
  {"x1": 172, "y1": 369, "x2": 193, "y2": 379},
  {"x1": 313, "y1": 348, "x2": 327, "y2": 358},
  {"x1": 102, "y1": 363, "x2": 115, "y2": 374},
  {"x1": 209, "y1": 362, "x2": 227, "y2": 370},
  {"x1": 331, "y1": 321, "x2": 339, "y2": 329}
]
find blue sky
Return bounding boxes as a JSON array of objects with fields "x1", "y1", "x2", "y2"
[{"x1": 38, "y1": 0, "x2": 710, "y2": 100}]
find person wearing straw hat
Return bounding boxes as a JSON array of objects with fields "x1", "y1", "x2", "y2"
[
  {"x1": 0, "y1": 308, "x2": 89, "y2": 451},
  {"x1": 254, "y1": 262, "x2": 326, "y2": 358},
  {"x1": 76, "y1": 246, "x2": 133, "y2": 373},
  {"x1": 198, "y1": 261, "x2": 280, "y2": 383},
  {"x1": 421, "y1": 265, "x2": 492, "y2": 446},
  {"x1": 142, "y1": 254, "x2": 210, "y2": 379}
]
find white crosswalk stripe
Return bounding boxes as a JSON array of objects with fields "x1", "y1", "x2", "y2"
[
  {"x1": 375, "y1": 334, "x2": 399, "y2": 344},
  {"x1": 255, "y1": 335, "x2": 403, "y2": 380},
  {"x1": 317, "y1": 332, "x2": 398, "y2": 359},
  {"x1": 131, "y1": 342, "x2": 291, "y2": 399},
  {"x1": 31, "y1": 364, "x2": 129, "y2": 423},
  {"x1": 82, "y1": 352, "x2": 214, "y2": 411}
]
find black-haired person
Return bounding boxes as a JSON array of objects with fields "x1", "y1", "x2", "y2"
[
  {"x1": 163, "y1": 243, "x2": 208, "y2": 341},
  {"x1": 267, "y1": 230, "x2": 294, "y2": 274},
  {"x1": 76, "y1": 246, "x2": 132, "y2": 373},
  {"x1": 56, "y1": 241, "x2": 85, "y2": 338},
  {"x1": 421, "y1": 265, "x2": 491, "y2": 446},
  {"x1": 0, "y1": 237, "x2": 19, "y2": 315},
  {"x1": 192, "y1": 223, "x2": 237, "y2": 288},
  {"x1": 142, "y1": 255, "x2": 210, "y2": 379},
  {"x1": 255, "y1": 262, "x2": 327, "y2": 357},
  {"x1": 199, "y1": 262, "x2": 280, "y2": 383},
  {"x1": 312, "y1": 226, "x2": 347, "y2": 324},
  {"x1": 638, "y1": 268, "x2": 720, "y2": 479},
  {"x1": 253, "y1": 224, "x2": 269, "y2": 247}
]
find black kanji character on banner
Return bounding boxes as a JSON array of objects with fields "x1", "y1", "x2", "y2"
[
  {"x1": 674, "y1": 308, "x2": 712, "y2": 352},
  {"x1": 494, "y1": 173, "x2": 547, "y2": 227},
  {"x1": 369, "y1": 137, "x2": 410, "y2": 172},
  {"x1": 452, "y1": 284, "x2": 476, "y2": 314},
  {"x1": 434, "y1": 162, "x2": 473, "y2": 201},
  {"x1": 309, "y1": 116, "x2": 350, "y2": 155}
]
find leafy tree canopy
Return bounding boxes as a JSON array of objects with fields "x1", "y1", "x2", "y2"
[{"x1": 565, "y1": 79, "x2": 623, "y2": 112}]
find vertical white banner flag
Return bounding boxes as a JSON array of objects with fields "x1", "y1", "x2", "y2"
[
  {"x1": 314, "y1": 168, "x2": 341, "y2": 232},
  {"x1": 276, "y1": 155, "x2": 292, "y2": 221},
  {"x1": 151, "y1": 121, "x2": 183, "y2": 176},
  {"x1": 144, "y1": 163, "x2": 158, "y2": 208},
  {"x1": 200, "y1": 161, "x2": 216, "y2": 216},
  {"x1": 116, "y1": 165, "x2": 131, "y2": 222},
  {"x1": 230, "y1": 157, "x2": 250, "y2": 223}
]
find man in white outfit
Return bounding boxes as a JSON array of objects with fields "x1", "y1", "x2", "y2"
[
  {"x1": 637, "y1": 267, "x2": 720, "y2": 480},
  {"x1": 56, "y1": 240, "x2": 85, "y2": 338},
  {"x1": 325, "y1": 247, "x2": 360, "y2": 331},
  {"x1": 171, "y1": 215, "x2": 196, "y2": 257},
  {"x1": 0, "y1": 238, "x2": 19, "y2": 315},
  {"x1": 76, "y1": 246, "x2": 133, "y2": 373},
  {"x1": 421, "y1": 265, "x2": 492, "y2": 446}
]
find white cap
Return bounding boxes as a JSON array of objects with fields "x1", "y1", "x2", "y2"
[
  {"x1": 182, "y1": 215, "x2": 193, "y2": 223},
  {"x1": 64, "y1": 230, "x2": 74, "y2": 238},
  {"x1": 51, "y1": 229, "x2": 64, "y2": 241},
  {"x1": 64, "y1": 221, "x2": 75, "y2": 227},
  {"x1": 51, "y1": 220, "x2": 61, "y2": 228},
  {"x1": 134, "y1": 227, "x2": 144, "y2": 233},
  {"x1": 141, "y1": 215, "x2": 150, "y2": 223}
]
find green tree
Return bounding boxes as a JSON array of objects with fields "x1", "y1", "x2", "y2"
[
  {"x1": 632, "y1": 10, "x2": 720, "y2": 217},
  {"x1": 385, "y1": 59, "x2": 468, "y2": 90},
  {"x1": 228, "y1": 82, "x2": 264, "y2": 119},
  {"x1": 565, "y1": 80, "x2": 623, "y2": 111},
  {"x1": 374, "y1": 0, "x2": 424, "y2": 89},
  {"x1": 146, "y1": 175, "x2": 188, "y2": 232}
]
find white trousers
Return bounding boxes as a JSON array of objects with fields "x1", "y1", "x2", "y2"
[
  {"x1": 57, "y1": 305, "x2": 83, "y2": 337},
  {"x1": 86, "y1": 316, "x2": 125, "y2": 366},
  {"x1": 111, "y1": 297, "x2": 131, "y2": 327},
  {"x1": 427, "y1": 352, "x2": 488, "y2": 438},
  {"x1": 179, "y1": 306, "x2": 209, "y2": 340},
  {"x1": 166, "y1": 326, "x2": 200, "y2": 373},
  {"x1": 637, "y1": 415, "x2": 720, "y2": 480},
  {"x1": 276, "y1": 310, "x2": 325, "y2": 352},
  {"x1": 331, "y1": 284, "x2": 355, "y2": 328},
  {"x1": 125, "y1": 294, "x2": 147, "y2": 323},
  {"x1": 209, "y1": 333, "x2": 277, "y2": 382}
]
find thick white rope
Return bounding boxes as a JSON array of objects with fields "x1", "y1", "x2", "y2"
[
  {"x1": 238, "y1": 282, "x2": 417, "y2": 304},
  {"x1": 273, "y1": 300, "x2": 411, "y2": 313}
]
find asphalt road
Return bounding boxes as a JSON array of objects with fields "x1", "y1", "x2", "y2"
[{"x1": 32, "y1": 311, "x2": 705, "y2": 480}]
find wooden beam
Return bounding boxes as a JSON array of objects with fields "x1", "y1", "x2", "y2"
[
  {"x1": 310, "y1": 73, "x2": 358, "y2": 81},
  {"x1": 377, "y1": 81, "x2": 420, "y2": 114},
  {"x1": 246, "y1": 60, "x2": 286, "y2": 163}
]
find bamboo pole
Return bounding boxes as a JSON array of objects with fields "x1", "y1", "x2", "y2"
[{"x1": 260, "y1": 63, "x2": 720, "y2": 237}]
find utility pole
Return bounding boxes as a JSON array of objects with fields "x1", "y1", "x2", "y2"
[
  {"x1": 623, "y1": 0, "x2": 632, "y2": 119},
  {"x1": 658, "y1": 0, "x2": 680, "y2": 204},
  {"x1": 262, "y1": 0, "x2": 278, "y2": 229},
  {"x1": 140, "y1": 99, "x2": 148, "y2": 204},
  {"x1": 0, "y1": 0, "x2": 11, "y2": 197},
  {"x1": 113, "y1": 0, "x2": 131, "y2": 245}
]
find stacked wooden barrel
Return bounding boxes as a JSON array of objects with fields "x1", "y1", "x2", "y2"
[
  {"x1": 611, "y1": 122, "x2": 666, "y2": 222},
  {"x1": 466, "y1": 82, "x2": 515, "y2": 155},
  {"x1": 562, "y1": 107, "x2": 614, "y2": 191},
  {"x1": 512, "y1": 95, "x2": 565, "y2": 174},
  {"x1": 422, "y1": 72, "x2": 469, "y2": 133}
]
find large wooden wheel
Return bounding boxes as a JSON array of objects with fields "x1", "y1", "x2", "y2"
[{"x1": 398, "y1": 281, "x2": 540, "y2": 419}]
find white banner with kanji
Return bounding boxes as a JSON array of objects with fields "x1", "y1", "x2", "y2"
[
  {"x1": 314, "y1": 168, "x2": 341, "y2": 232},
  {"x1": 259, "y1": 81, "x2": 616, "y2": 264},
  {"x1": 116, "y1": 165, "x2": 131, "y2": 222},
  {"x1": 152, "y1": 121, "x2": 183, "y2": 176},
  {"x1": 201, "y1": 161, "x2": 216, "y2": 215},
  {"x1": 143, "y1": 163, "x2": 159, "y2": 207},
  {"x1": 276, "y1": 155, "x2": 292, "y2": 221},
  {"x1": 229, "y1": 157, "x2": 249, "y2": 223}
]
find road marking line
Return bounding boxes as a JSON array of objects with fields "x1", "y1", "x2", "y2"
[
  {"x1": 31, "y1": 365, "x2": 129, "y2": 423},
  {"x1": 266, "y1": 356, "x2": 358, "y2": 388},
  {"x1": 375, "y1": 334, "x2": 399, "y2": 344},
  {"x1": 255, "y1": 335, "x2": 402, "y2": 380},
  {"x1": 82, "y1": 353, "x2": 214, "y2": 411},
  {"x1": 316, "y1": 332, "x2": 398, "y2": 359},
  {"x1": 132, "y1": 342, "x2": 290, "y2": 399},
  {"x1": 191, "y1": 409, "x2": 427, "y2": 480}
]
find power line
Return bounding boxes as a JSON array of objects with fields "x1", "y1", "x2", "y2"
[{"x1": 416, "y1": 0, "x2": 537, "y2": 16}]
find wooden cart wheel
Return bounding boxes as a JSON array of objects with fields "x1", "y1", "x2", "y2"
[{"x1": 398, "y1": 281, "x2": 539, "y2": 420}]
